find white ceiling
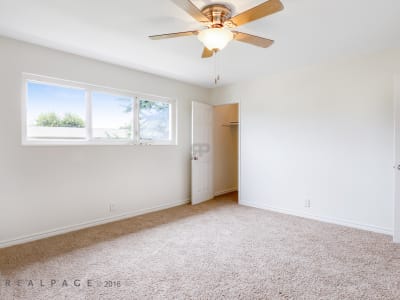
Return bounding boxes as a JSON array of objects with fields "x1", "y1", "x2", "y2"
[{"x1": 0, "y1": 0, "x2": 399, "y2": 88}]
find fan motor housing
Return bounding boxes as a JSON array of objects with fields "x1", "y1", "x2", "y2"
[{"x1": 201, "y1": 4, "x2": 232, "y2": 27}]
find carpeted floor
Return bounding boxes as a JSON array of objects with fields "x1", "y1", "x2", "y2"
[{"x1": 1, "y1": 192, "x2": 400, "y2": 299}]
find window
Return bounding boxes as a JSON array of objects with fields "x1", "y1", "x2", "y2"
[
  {"x1": 92, "y1": 92, "x2": 133, "y2": 140},
  {"x1": 139, "y1": 99, "x2": 171, "y2": 142},
  {"x1": 26, "y1": 82, "x2": 86, "y2": 140},
  {"x1": 23, "y1": 74, "x2": 177, "y2": 145}
]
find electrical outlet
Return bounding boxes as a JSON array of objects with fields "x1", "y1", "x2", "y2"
[
  {"x1": 304, "y1": 199, "x2": 311, "y2": 208},
  {"x1": 109, "y1": 203, "x2": 117, "y2": 212}
]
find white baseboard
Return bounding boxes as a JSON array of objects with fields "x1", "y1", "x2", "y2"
[
  {"x1": 214, "y1": 187, "x2": 238, "y2": 197},
  {"x1": 0, "y1": 199, "x2": 190, "y2": 249},
  {"x1": 394, "y1": 231, "x2": 400, "y2": 243},
  {"x1": 240, "y1": 200, "x2": 393, "y2": 236}
]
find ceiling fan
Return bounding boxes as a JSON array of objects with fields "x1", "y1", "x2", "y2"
[{"x1": 149, "y1": 0, "x2": 284, "y2": 58}]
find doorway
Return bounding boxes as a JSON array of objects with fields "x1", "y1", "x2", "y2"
[
  {"x1": 191, "y1": 101, "x2": 240, "y2": 205},
  {"x1": 213, "y1": 103, "x2": 240, "y2": 202}
]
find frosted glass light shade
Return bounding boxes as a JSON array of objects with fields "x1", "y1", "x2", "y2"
[{"x1": 198, "y1": 28, "x2": 234, "y2": 51}]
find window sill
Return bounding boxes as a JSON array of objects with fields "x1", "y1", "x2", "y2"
[{"x1": 21, "y1": 140, "x2": 178, "y2": 147}]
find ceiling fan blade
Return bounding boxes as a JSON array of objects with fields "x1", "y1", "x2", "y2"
[
  {"x1": 201, "y1": 47, "x2": 214, "y2": 58},
  {"x1": 170, "y1": 0, "x2": 211, "y2": 23},
  {"x1": 233, "y1": 31, "x2": 274, "y2": 48},
  {"x1": 229, "y1": 0, "x2": 284, "y2": 27},
  {"x1": 149, "y1": 30, "x2": 198, "y2": 40}
]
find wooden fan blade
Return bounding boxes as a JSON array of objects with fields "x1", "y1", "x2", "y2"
[
  {"x1": 149, "y1": 31, "x2": 198, "y2": 40},
  {"x1": 233, "y1": 31, "x2": 274, "y2": 48},
  {"x1": 170, "y1": 0, "x2": 210, "y2": 23},
  {"x1": 229, "y1": 0, "x2": 284, "y2": 27},
  {"x1": 201, "y1": 47, "x2": 214, "y2": 58}
]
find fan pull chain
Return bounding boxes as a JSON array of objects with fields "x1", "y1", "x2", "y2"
[{"x1": 214, "y1": 50, "x2": 220, "y2": 85}]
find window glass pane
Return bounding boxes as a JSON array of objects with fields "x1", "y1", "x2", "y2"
[
  {"x1": 26, "y1": 82, "x2": 86, "y2": 140},
  {"x1": 139, "y1": 99, "x2": 171, "y2": 141},
  {"x1": 92, "y1": 92, "x2": 133, "y2": 140}
]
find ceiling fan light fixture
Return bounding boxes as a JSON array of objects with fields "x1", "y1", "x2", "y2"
[{"x1": 198, "y1": 28, "x2": 233, "y2": 51}]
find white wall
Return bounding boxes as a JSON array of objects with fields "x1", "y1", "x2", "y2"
[
  {"x1": 2, "y1": 35, "x2": 399, "y2": 247},
  {"x1": 211, "y1": 49, "x2": 400, "y2": 234},
  {"x1": 0, "y1": 37, "x2": 210, "y2": 247},
  {"x1": 213, "y1": 104, "x2": 239, "y2": 195}
]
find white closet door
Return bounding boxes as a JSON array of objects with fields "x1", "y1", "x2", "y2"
[{"x1": 191, "y1": 101, "x2": 213, "y2": 205}]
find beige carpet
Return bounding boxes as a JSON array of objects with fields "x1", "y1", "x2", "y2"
[{"x1": 1, "y1": 192, "x2": 400, "y2": 300}]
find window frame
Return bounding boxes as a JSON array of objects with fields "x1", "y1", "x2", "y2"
[{"x1": 21, "y1": 73, "x2": 177, "y2": 146}]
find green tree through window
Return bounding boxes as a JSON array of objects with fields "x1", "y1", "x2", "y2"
[{"x1": 36, "y1": 112, "x2": 85, "y2": 128}]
